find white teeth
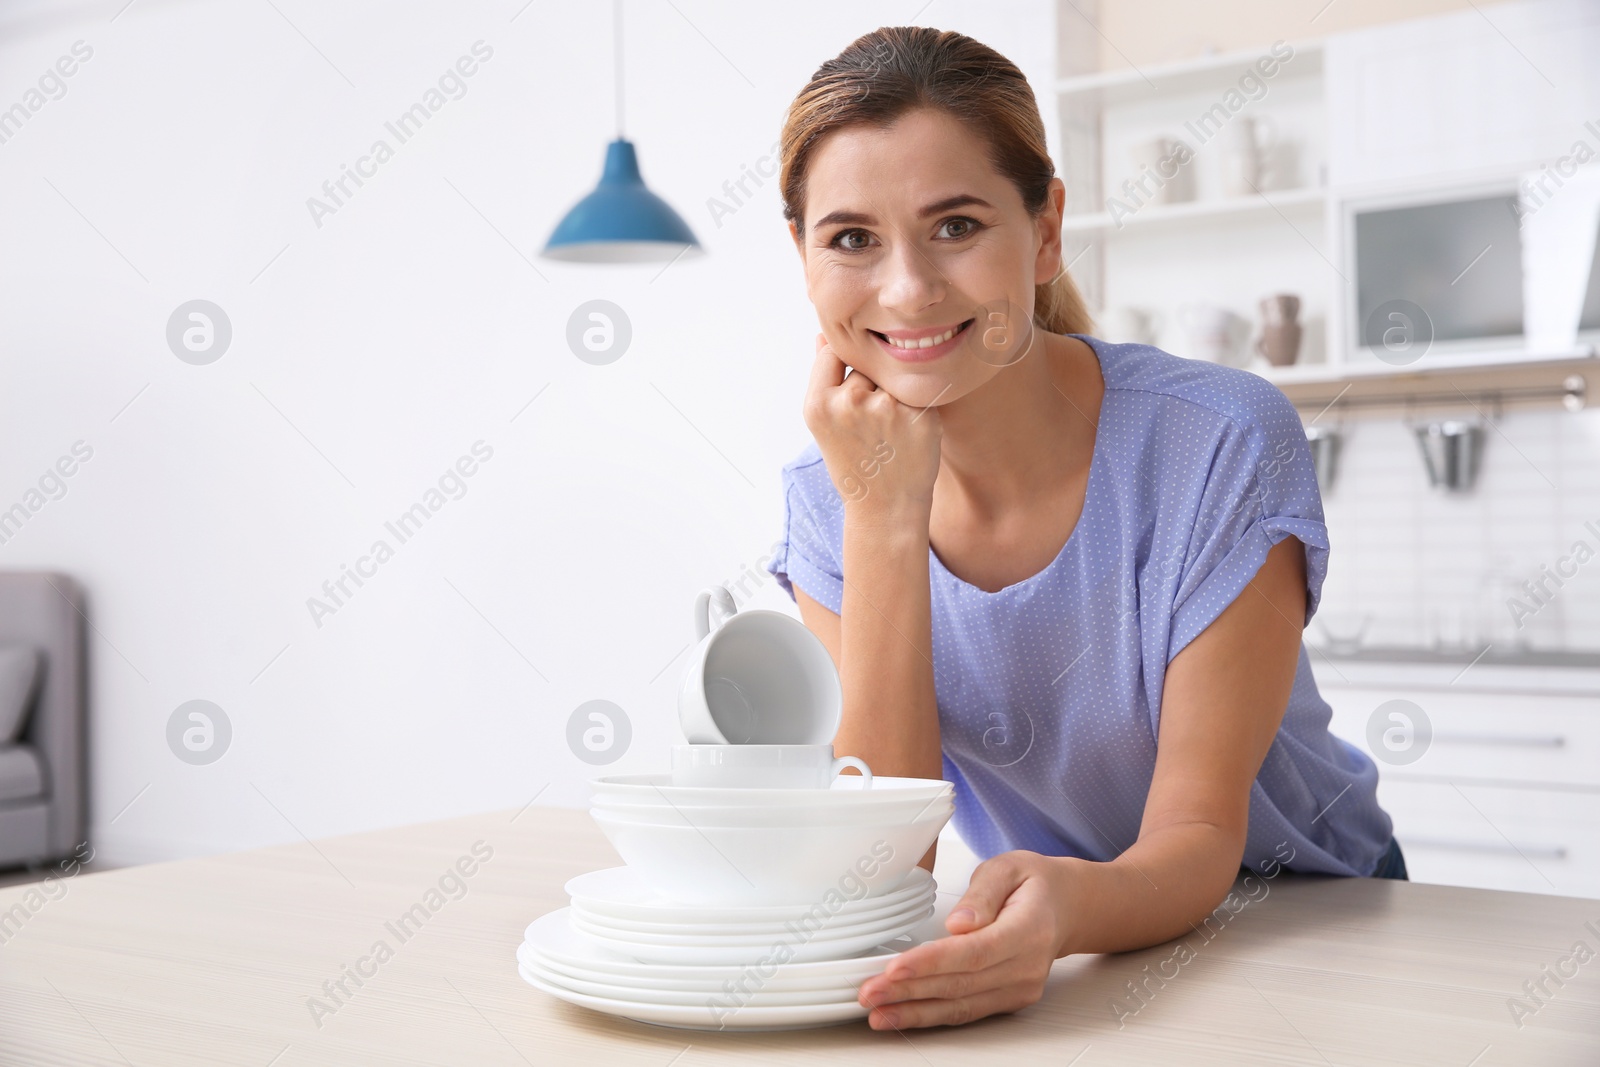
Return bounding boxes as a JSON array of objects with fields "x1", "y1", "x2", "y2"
[{"x1": 884, "y1": 325, "x2": 959, "y2": 349}]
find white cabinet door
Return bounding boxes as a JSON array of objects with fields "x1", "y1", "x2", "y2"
[
  {"x1": 1325, "y1": 0, "x2": 1600, "y2": 189},
  {"x1": 1319, "y1": 681, "x2": 1600, "y2": 898},
  {"x1": 1325, "y1": 688, "x2": 1600, "y2": 788},
  {"x1": 1374, "y1": 779, "x2": 1600, "y2": 898}
]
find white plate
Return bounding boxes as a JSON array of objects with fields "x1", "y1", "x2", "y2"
[
  {"x1": 570, "y1": 880, "x2": 934, "y2": 938},
  {"x1": 572, "y1": 903, "x2": 933, "y2": 964},
  {"x1": 525, "y1": 944, "x2": 868, "y2": 994},
  {"x1": 522, "y1": 903, "x2": 936, "y2": 983},
  {"x1": 569, "y1": 902, "x2": 934, "y2": 953},
  {"x1": 520, "y1": 961, "x2": 869, "y2": 1031},
  {"x1": 566, "y1": 865, "x2": 933, "y2": 925},
  {"x1": 569, "y1": 895, "x2": 934, "y2": 940},
  {"x1": 516, "y1": 944, "x2": 861, "y2": 1006},
  {"x1": 569, "y1": 893, "x2": 931, "y2": 945}
]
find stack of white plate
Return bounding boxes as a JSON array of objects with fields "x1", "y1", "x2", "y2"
[
  {"x1": 517, "y1": 773, "x2": 956, "y2": 1030},
  {"x1": 518, "y1": 878, "x2": 957, "y2": 1031}
]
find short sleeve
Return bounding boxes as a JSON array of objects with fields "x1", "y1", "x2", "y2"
[
  {"x1": 764, "y1": 457, "x2": 845, "y2": 615},
  {"x1": 1166, "y1": 388, "x2": 1329, "y2": 662}
]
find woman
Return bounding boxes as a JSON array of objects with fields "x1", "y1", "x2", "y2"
[{"x1": 762, "y1": 26, "x2": 1403, "y2": 1031}]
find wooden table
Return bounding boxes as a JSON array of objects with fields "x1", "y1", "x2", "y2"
[{"x1": 2, "y1": 806, "x2": 1596, "y2": 1065}]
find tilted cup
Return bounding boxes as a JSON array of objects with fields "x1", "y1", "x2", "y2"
[{"x1": 677, "y1": 586, "x2": 842, "y2": 745}]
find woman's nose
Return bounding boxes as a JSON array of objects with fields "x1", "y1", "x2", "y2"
[{"x1": 877, "y1": 239, "x2": 947, "y2": 313}]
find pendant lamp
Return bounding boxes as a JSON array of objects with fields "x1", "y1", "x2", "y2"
[{"x1": 541, "y1": 0, "x2": 703, "y2": 263}]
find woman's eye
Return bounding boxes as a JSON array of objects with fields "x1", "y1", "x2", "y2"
[
  {"x1": 829, "y1": 229, "x2": 873, "y2": 252},
  {"x1": 938, "y1": 217, "x2": 980, "y2": 239}
]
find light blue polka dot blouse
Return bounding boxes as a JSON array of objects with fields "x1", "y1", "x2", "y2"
[{"x1": 765, "y1": 335, "x2": 1393, "y2": 877}]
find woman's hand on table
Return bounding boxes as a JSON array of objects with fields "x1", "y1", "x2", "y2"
[
  {"x1": 803, "y1": 333, "x2": 943, "y2": 523},
  {"x1": 857, "y1": 850, "x2": 1073, "y2": 1029}
]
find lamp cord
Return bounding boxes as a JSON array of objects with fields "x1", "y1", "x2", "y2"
[{"x1": 614, "y1": 0, "x2": 625, "y2": 138}]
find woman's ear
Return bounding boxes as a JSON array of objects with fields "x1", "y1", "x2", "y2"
[{"x1": 1034, "y1": 177, "x2": 1066, "y2": 285}]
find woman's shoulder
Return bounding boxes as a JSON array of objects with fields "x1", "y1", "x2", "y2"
[
  {"x1": 781, "y1": 439, "x2": 828, "y2": 476},
  {"x1": 778, "y1": 440, "x2": 843, "y2": 515},
  {"x1": 1081, "y1": 335, "x2": 1301, "y2": 439}
]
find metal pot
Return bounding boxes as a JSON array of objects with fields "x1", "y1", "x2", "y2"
[{"x1": 1414, "y1": 421, "x2": 1483, "y2": 491}]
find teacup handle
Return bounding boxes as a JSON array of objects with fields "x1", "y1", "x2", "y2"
[
  {"x1": 694, "y1": 586, "x2": 738, "y2": 640},
  {"x1": 832, "y1": 756, "x2": 872, "y2": 789}
]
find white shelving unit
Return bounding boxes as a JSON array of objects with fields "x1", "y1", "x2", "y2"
[
  {"x1": 1051, "y1": 6, "x2": 1600, "y2": 403},
  {"x1": 1054, "y1": 38, "x2": 1325, "y2": 107},
  {"x1": 1054, "y1": 38, "x2": 1338, "y2": 379},
  {"x1": 1059, "y1": 186, "x2": 1324, "y2": 235}
]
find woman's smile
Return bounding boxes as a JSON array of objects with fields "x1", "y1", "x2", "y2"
[{"x1": 869, "y1": 318, "x2": 976, "y2": 362}]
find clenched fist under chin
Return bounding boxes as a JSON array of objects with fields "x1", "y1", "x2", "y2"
[{"x1": 801, "y1": 334, "x2": 944, "y2": 523}]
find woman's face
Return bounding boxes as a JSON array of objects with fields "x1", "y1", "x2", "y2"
[{"x1": 791, "y1": 107, "x2": 1064, "y2": 408}]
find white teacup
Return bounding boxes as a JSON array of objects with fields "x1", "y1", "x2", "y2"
[
  {"x1": 1178, "y1": 303, "x2": 1247, "y2": 367},
  {"x1": 671, "y1": 744, "x2": 872, "y2": 789},
  {"x1": 677, "y1": 586, "x2": 842, "y2": 745}
]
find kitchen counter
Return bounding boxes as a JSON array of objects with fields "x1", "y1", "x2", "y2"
[
  {"x1": 1308, "y1": 644, "x2": 1600, "y2": 671},
  {"x1": 1307, "y1": 647, "x2": 1600, "y2": 695},
  {"x1": 1, "y1": 806, "x2": 1596, "y2": 1064}
]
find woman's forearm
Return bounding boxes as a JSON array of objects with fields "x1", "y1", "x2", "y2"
[
  {"x1": 833, "y1": 512, "x2": 942, "y2": 783},
  {"x1": 1052, "y1": 822, "x2": 1248, "y2": 957}
]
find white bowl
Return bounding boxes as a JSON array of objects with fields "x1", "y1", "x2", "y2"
[
  {"x1": 589, "y1": 807, "x2": 951, "y2": 905},
  {"x1": 589, "y1": 773, "x2": 951, "y2": 808},
  {"x1": 591, "y1": 795, "x2": 953, "y2": 829}
]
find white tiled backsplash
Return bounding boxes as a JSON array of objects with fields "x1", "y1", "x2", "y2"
[{"x1": 1314, "y1": 405, "x2": 1600, "y2": 653}]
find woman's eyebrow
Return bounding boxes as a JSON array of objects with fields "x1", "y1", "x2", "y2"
[
  {"x1": 813, "y1": 208, "x2": 873, "y2": 229},
  {"x1": 811, "y1": 194, "x2": 995, "y2": 232},
  {"x1": 917, "y1": 194, "x2": 992, "y2": 217}
]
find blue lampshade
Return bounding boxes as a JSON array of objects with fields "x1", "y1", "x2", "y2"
[{"x1": 542, "y1": 139, "x2": 702, "y2": 263}]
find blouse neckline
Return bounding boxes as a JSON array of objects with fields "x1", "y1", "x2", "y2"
[{"x1": 927, "y1": 333, "x2": 1112, "y2": 598}]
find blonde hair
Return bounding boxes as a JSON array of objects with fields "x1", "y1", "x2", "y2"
[{"x1": 780, "y1": 25, "x2": 1093, "y2": 335}]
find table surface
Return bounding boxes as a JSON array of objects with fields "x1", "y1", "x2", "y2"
[{"x1": 2, "y1": 806, "x2": 1597, "y2": 1066}]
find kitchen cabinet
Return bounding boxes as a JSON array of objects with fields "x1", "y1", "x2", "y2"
[
  {"x1": 1314, "y1": 657, "x2": 1600, "y2": 898},
  {"x1": 1053, "y1": 0, "x2": 1600, "y2": 398}
]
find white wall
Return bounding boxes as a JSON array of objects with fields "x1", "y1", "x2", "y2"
[{"x1": 0, "y1": 0, "x2": 1055, "y2": 865}]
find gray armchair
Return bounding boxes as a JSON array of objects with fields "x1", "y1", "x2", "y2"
[{"x1": 0, "y1": 572, "x2": 87, "y2": 868}]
